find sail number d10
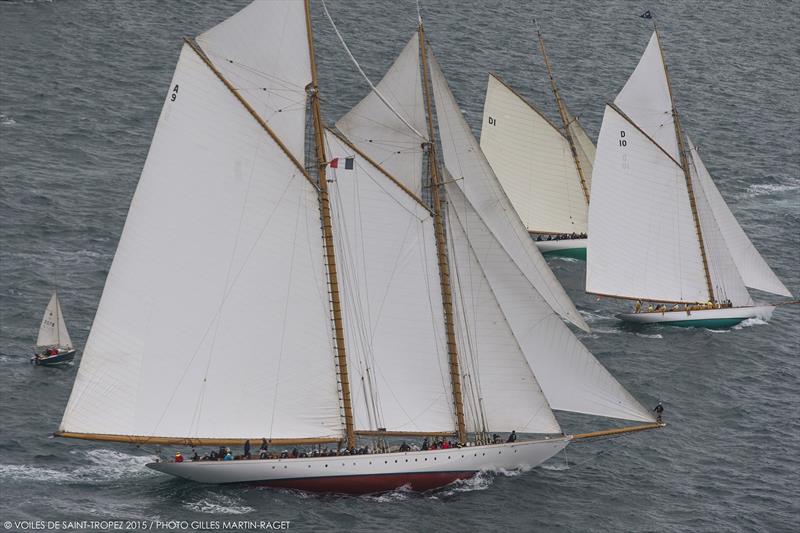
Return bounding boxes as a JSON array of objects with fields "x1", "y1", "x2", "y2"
[{"x1": 619, "y1": 130, "x2": 627, "y2": 147}]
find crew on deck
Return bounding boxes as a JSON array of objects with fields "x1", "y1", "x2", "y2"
[
  {"x1": 536, "y1": 232, "x2": 587, "y2": 242},
  {"x1": 633, "y1": 299, "x2": 733, "y2": 313}
]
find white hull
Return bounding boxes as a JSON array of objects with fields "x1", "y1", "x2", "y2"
[
  {"x1": 147, "y1": 437, "x2": 569, "y2": 494},
  {"x1": 618, "y1": 305, "x2": 774, "y2": 327},
  {"x1": 535, "y1": 238, "x2": 587, "y2": 253}
]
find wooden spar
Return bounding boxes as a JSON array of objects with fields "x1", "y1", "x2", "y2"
[
  {"x1": 654, "y1": 26, "x2": 715, "y2": 303},
  {"x1": 534, "y1": 22, "x2": 590, "y2": 206},
  {"x1": 418, "y1": 24, "x2": 467, "y2": 445},
  {"x1": 54, "y1": 431, "x2": 342, "y2": 447},
  {"x1": 183, "y1": 38, "x2": 316, "y2": 189},
  {"x1": 608, "y1": 103, "x2": 682, "y2": 168},
  {"x1": 305, "y1": 0, "x2": 355, "y2": 450},
  {"x1": 586, "y1": 289, "x2": 708, "y2": 305},
  {"x1": 570, "y1": 422, "x2": 666, "y2": 441},
  {"x1": 325, "y1": 126, "x2": 432, "y2": 214},
  {"x1": 355, "y1": 430, "x2": 457, "y2": 438}
]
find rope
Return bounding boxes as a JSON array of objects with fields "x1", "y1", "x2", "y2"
[{"x1": 320, "y1": 0, "x2": 427, "y2": 141}]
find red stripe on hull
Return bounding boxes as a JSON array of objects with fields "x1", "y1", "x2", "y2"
[{"x1": 251, "y1": 471, "x2": 477, "y2": 494}]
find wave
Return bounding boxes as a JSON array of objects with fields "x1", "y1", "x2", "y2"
[
  {"x1": 183, "y1": 493, "x2": 255, "y2": 515},
  {"x1": 743, "y1": 178, "x2": 800, "y2": 197},
  {"x1": 433, "y1": 471, "x2": 494, "y2": 497},
  {"x1": 0, "y1": 113, "x2": 17, "y2": 126},
  {"x1": 0, "y1": 449, "x2": 157, "y2": 484}
]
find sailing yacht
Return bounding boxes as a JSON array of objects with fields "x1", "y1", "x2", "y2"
[
  {"x1": 57, "y1": 1, "x2": 662, "y2": 494},
  {"x1": 480, "y1": 25, "x2": 594, "y2": 259},
  {"x1": 32, "y1": 291, "x2": 76, "y2": 366},
  {"x1": 586, "y1": 27, "x2": 792, "y2": 328}
]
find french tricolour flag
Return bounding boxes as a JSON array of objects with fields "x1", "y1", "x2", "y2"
[{"x1": 329, "y1": 156, "x2": 354, "y2": 170}]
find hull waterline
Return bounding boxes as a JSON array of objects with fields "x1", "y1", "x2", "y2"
[
  {"x1": 535, "y1": 238, "x2": 587, "y2": 260},
  {"x1": 146, "y1": 437, "x2": 569, "y2": 494},
  {"x1": 617, "y1": 305, "x2": 774, "y2": 328}
]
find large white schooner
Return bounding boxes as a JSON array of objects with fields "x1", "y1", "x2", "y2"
[
  {"x1": 57, "y1": 1, "x2": 661, "y2": 494},
  {"x1": 586, "y1": 26, "x2": 793, "y2": 328},
  {"x1": 480, "y1": 24, "x2": 595, "y2": 260}
]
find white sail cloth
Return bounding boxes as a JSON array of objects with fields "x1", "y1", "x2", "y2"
[
  {"x1": 325, "y1": 129, "x2": 454, "y2": 433},
  {"x1": 614, "y1": 32, "x2": 678, "y2": 160},
  {"x1": 196, "y1": 0, "x2": 311, "y2": 162},
  {"x1": 427, "y1": 52, "x2": 589, "y2": 332},
  {"x1": 446, "y1": 182, "x2": 654, "y2": 424},
  {"x1": 480, "y1": 74, "x2": 588, "y2": 234},
  {"x1": 587, "y1": 105, "x2": 709, "y2": 302},
  {"x1": 37, "y1": 292, "x2": 72, "y2": 349},
  {"x1": 60, "y1": 42, "x2": 342, "y2": 441},
  {"x1": 336, "y1": 34, "x2": 427, "y2": 196},
  {"x1": 688, "y1": 140, "x2": 791, "y2": 297}
]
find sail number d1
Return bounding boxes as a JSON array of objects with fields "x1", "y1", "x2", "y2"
[
  {"x1": 488, "y1": 116, "x2": 497, "y2": 126},
  {"x1": 619, "y1": 130, "x2": 627, "y2": 147}
]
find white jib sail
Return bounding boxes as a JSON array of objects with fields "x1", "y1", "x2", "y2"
[
  {"x1": 336, "y1": 33, "x2": 427, "y2": 196},
  {"x1": 480, "y1": 74, "x2": 588, "y2": 234},
  {"x1": 686, "y1": 137, "x2": 753, "y2": 306},
  {"x1": 427, "y1": 51, "x2": 589, "y2": 332},
  {"x1": 447, "y1": 182, "x2": 654, "y2": 424},
  {"x1": 688, "y1": 138, "x2": 791, "y2": 298},
  {"x1": 587, "y1": 105, "x2": 709, "y2": 303},
  {"x1": 196, "y1": 0, "x2": 311, "y2": 163},
  {"x1": 614, "y1": 32, "x2": 679, "y2": 161},
  {"x1": 446, "y1": 186, "x2": 560, "y2": 434},
  {"x1": 37, "y1": 292, "x2": 72, "y2": 349},
  {"x1": 325, "y1": 129, "x2": 454, "y2": 433},
  {"x1": 60, "y1": 41, "x2": 342, "y2": 441}
]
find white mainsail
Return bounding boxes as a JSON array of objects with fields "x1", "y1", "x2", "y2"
[
  {"x1": 587, "y1": 105, "x2": 708, "y2": 303},
  {"x1": 37, "y1": 292, "x2": 72, "y2": 350},
  {"x1": 688, "y1": 139, "x2": 792, "y2": 298},
  {"x1": 427, "y1": 52, "x2": 590, "y2": 332},
  {"x1": 480, "y1": 74, "x2": 588, "y2": 234},
  {"x1": 325, "y1": 129, "x2": 454, "y2": 433},
  {"x1": 60, "y1": 8, "x2": 342, "y2": 441},
  {"x1": 336, "y1": 33, "x2": 427, "y2": 196},
  {"x1": 446, "y1": 182, "x2": 654, "y2": 423}
]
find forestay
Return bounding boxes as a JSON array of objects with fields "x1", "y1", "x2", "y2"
[
  {"x1": 37, "y1": 292, "x2": 72, "y2": 349},
  {"x1": 447, "y1": 182, "x2": 653, "y2": 424},
  {"x1": 325, "y1": 129, "x2": 454, "y2": 433},
  {"x1": 480, "y1": 74, "x2": 588, "y2": 234},
  {"x1": 196, "y1": 0, "x2": 311, "y2": 162},
  {"x1": 688, "y1": 139, "x2": 791, "y2": 298},
  {"x1": 427, "y1": 51, "x2": 589, "y2": 332},
  {"x1": 614, "y1": 32, "x2": 678, "y2": 160},
  {"x1": 587, "y1": 105, "x2": 709, "y2": 303},
  {"x1": 336, "y1": 34, "x2": 427, "y2": 196},
  {"x1": 60, "y1": 42, "x2": 342, "y2": 441}
]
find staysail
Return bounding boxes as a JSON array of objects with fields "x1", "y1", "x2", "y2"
[
  {"x1": 336, "y1": 33, "x2": 427, "y2": 196},
  {"x1": 427, "y1": 52, "x2": 590, "y2": 332},
  {"x1": 480, "y1": 74, "x2": 589, "y2": 234},
  {"x1": 325, "y1": 128, "x2": 454, "y2": 433},
  {"x1": 60, "y1": 3, "x2": 343, "y2": 441},
  {"x1": 446, "y1": 182, "x2": 654, "y2": 423},
  {"x1": 37, "y1": 292, "x2": 72, "y2": 349}
]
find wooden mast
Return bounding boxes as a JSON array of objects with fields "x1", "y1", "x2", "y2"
[
  {"x1": 304, "y1": 0, "x2": 355, "y2": 449},
  {"x1": 418, "y1": 23, "x2": 467, "y2": 444},
  {"x1": 535, "y1": 21, "x2": 590, "y2": 206},
  {"x1": 654, "y1": 23, "x2": 715, "y2": 303}
]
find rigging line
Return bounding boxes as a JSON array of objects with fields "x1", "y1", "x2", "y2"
[
  {"x1": 320, "y1": 0, "x2": 427, "y2": 141},
  {"x1": 268, "y1": 190, "x2": 307, "y2": 442}
]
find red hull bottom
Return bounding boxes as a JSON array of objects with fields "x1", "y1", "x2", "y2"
[{"x1": 251, "y1": 470, "x2": 477, "y2": 494}]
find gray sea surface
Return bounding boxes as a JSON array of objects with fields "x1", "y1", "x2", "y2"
[{"x1": 1, "y1": 1, "x2": 799, "y2": 531}]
